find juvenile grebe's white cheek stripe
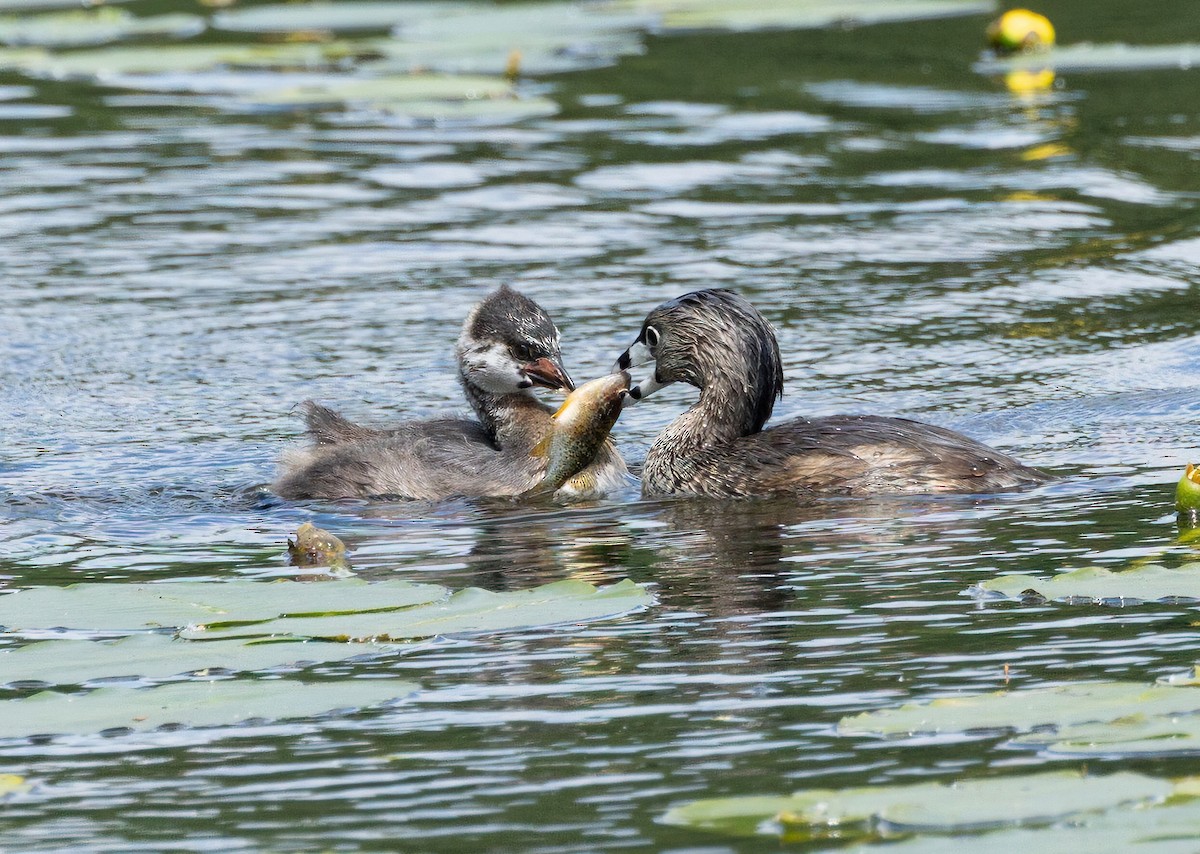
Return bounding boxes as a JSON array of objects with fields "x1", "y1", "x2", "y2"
[
  {"x1": 464, "y1": 342, "x2": 531, "y2": 395},
  {"x1": 614, "y1": 340, "x2": 653, "y2": 373}
]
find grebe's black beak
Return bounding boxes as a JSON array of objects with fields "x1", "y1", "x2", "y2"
[
  {"x1": 522, "y1": 357, "x2": 575, "y2": 392},
  {"x1": 613, "y1": 340, "x2": 666, "y2": 404}
]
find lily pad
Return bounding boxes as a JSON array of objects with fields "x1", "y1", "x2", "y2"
[
  {"x1": 242, "y1": 73, "x2": 557, "y2": 121},
  {"x1": 181, "y1": 579, "x2": 653, "y2": 641},
  {"x1": 662, "y1": 770, "x2": 1171, "y2": 840},
  {"x1": 0, "y1": 0, "x2": 132, "y2": 10},
  {"x1": 0, "y1": 678, "x2": 417, "y2": 739},
  {"x1": 976, "y1": 42, "x2": 1200, "y2": 75},
  {"x1": 1011, "y1": 715, "x2": 1200, "y2": 757},
  {"x1": 0, "y1": 578, "x2": 447, "y2": 633},
  {"x1": 837, "y1": 680, "x2": 1200, "y2": 736},
  {"x1": 0, "y1": 634, "x2": 390, "y2": 685},
  {"x1": 619, "y1": 0, "x2": 995, "y2": 34},
  {"x1": 973, "y1": 563, "x2": 1200, "y2": 603},
  {"x1": 366, "y1": 4, "x2": 650, "y2": 75},
  {"x1": 0, "y1": 41, "x2": 379, "y2": 77},
  {"x1": 212, "y1": 2, "x2": 468, "y2": 34},
  {"x1": 843, "y1": 799, "x2": 1200, "y2": 853},
  {"x1": 0, "y1": 9, "x2": 203, "y2": 48}
]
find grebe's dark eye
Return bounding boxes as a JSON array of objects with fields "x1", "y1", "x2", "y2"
[
  {"x1": 644, "y1": 326, "x2": 660, "y2": 352},
  {"x1": 512, "y1": 342, "x2": 535, "y2": 362}
]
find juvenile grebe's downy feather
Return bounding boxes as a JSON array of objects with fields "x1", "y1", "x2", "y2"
[{"x1": 273, "y1": 286, "x2": 628, "y2": 501}]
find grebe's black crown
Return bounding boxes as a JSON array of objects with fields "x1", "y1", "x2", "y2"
[{"x1": 468, "y1": 284, "x2": 560, "y2": 359}]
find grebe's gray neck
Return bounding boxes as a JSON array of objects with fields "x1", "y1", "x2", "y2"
[
  {"x1": 658, "y1": 368, "x2": 771, "y2": 453},
  {"x1": 459, "y1": 376, "x2": 550, "y2": 448}
]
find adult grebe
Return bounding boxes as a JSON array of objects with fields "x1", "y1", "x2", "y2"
[{"x1": 615, "y1": 288, "x2": 1049, "y2": 498}]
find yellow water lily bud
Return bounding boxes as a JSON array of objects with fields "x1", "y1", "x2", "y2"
[
  {"x1": 988, "y1": 8, "x2": 1056, "y2": 55},
  {"x1": 1176, "y1": 463, "x2": 1200, "y2": 522}
]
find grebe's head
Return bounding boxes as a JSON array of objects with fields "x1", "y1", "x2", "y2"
[
  {"x1": 614, "y1": 288, "x2": 783, "y2": 433},
  {"x1": 457, "y1": 284, "x2": 573, "y2": 395}
]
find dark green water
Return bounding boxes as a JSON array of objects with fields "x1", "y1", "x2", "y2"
[{"x1": 2, "y1": 0, "x2": 1200, "y2": 849}]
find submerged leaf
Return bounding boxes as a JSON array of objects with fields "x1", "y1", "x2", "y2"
[
  {"x1": 0, "y1": 678, "x2": 417, "y2": 739},
  {"x1": 974, "y1": 563, "x2": 1200, "y2": 603},
  {"x1": 0, "y1": 634, "x2": 391, "y2": 685},
  {"x1": 663, "y1": 770, "x2": 1171, "y2": 839},
  {"x1": 181, "y1": 579, "x2": 653, "y2": 641},
  {"x1": 0, "y1": 578, "x2": 447, "y2": 633},
  {"x1": 837, "y1": 681, "x2": 1200, "y2": 736}
]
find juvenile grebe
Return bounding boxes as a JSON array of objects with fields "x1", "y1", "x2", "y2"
[
  {"x1": 614, "y1": 289, "x2": 1049, "y2": 499},
  {"x1": 274, "y1": 285, "x2": 628, "y2": 500}
]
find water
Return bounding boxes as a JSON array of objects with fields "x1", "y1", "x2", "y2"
[{"x1": 2, "y1": 0, "x2": 1200, "y2": 849}]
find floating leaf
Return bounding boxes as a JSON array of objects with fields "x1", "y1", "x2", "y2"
[
  {"x1": 212, "y1": 1, "x2": 468, "y2": 34},
  {"x1": 837, "y1": 681, "x2": 1200, "y2": 736},
  {"x1": 0, "y1": 634, "x2": 391, "y2": 685},
  {"x1": 663, "y1": 770, "x2": 1171, "y2": 840},
  {"x1": 0, "y1": 578, "x2": 447, "y2": 633},
  {"x1": 181, "y1": 579, "x2": 653, "y2": 641},
  {"x1": 0, "y1": 678, "x2": 417, "y2": 739},
  {"x1": 0, "y1": 0, "x2": 133, "y2": 11},
  {"x1": 245, "y1": 73, "x2": 513, "y2": 105},
  {"x1": 0, "y1": 9, "x2": 203, "y2": 48},
  {"x1": 973, "y1": 563, "x2": 1200, "y2": 603},
  {"x1": 365, "y1": 5, "x2": 650, "y2": 75},
  {"x1": 976, "y1": 42, "x2": 1200, "y2": 75},
  {"x1": 241, "y1": 73, "x2": 557, "y2": 121},
  {"x1": 618, "y1": 0, "x2": 995, "y2": 33},
  {"x1": 1011, "y1": 715, "x2": 1200, "y2": 757},
  {"x1": 0, "y1": 41, "x2": 378, "y2": 77},
  {"x1": 842, "y1": 799, "x2": 1200, "y2": 852}
]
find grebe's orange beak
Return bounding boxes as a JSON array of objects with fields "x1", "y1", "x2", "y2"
[{"x1": 521, "y1": 357, "x2": 575, "y2": 392}]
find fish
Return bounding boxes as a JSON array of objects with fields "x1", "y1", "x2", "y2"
[{"x1": 528, "y1": 371, "x2": 630, "y2": 494}]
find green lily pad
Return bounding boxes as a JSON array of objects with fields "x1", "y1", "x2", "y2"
[
  {"x1": 837, "y1": 681, "x2": 1200, "y2": 736},
  {"x1": 0, "y1": 41, "x2": 378, "y2": 77},
  {"x1": 0, "y1": 578, "x2": 447, "y2": 633},
  {"x1": 212, "y1": 1, "x2": 468, "y2": 34},
  {"x1": 841, "y1": 798, "x2": 1200, "y2": 853},
  {"x1": 974, "y1": 563, "x2": 1200, "y2": 603},
  {"x1": 618, "y1": 0, "x2": 994, "y2": 33},
  {"x1": 0, "y1": 0, "x2": 132, "y2": 10},
  {"x1": 0, "y1": 678, "x2": 417, "y2": 739},
  {"x1": 244, "y1": 73, "x2": 511, "y2": 105},
  {"x1": 663, "y1": 770, "x2": 1171, "y2": 840},
  {"x1": 181, "y1": 579, "x2": 653, "y2": 641},
  {"x1": 242, "y1": 73, "x2": 557, "y2": 120},
  {"x1": 0, "y1": 9, "x2": 203, "y2": 48},
  {"x1": 1011, "y1": 715, "x2": 1200, "y2": 757},
  {"x1": 0, "y1": 634, "x2": 391, "y2": 685},
  {"x1": 976, "y1": 42, "x2": 1200, "y2": 75}
]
